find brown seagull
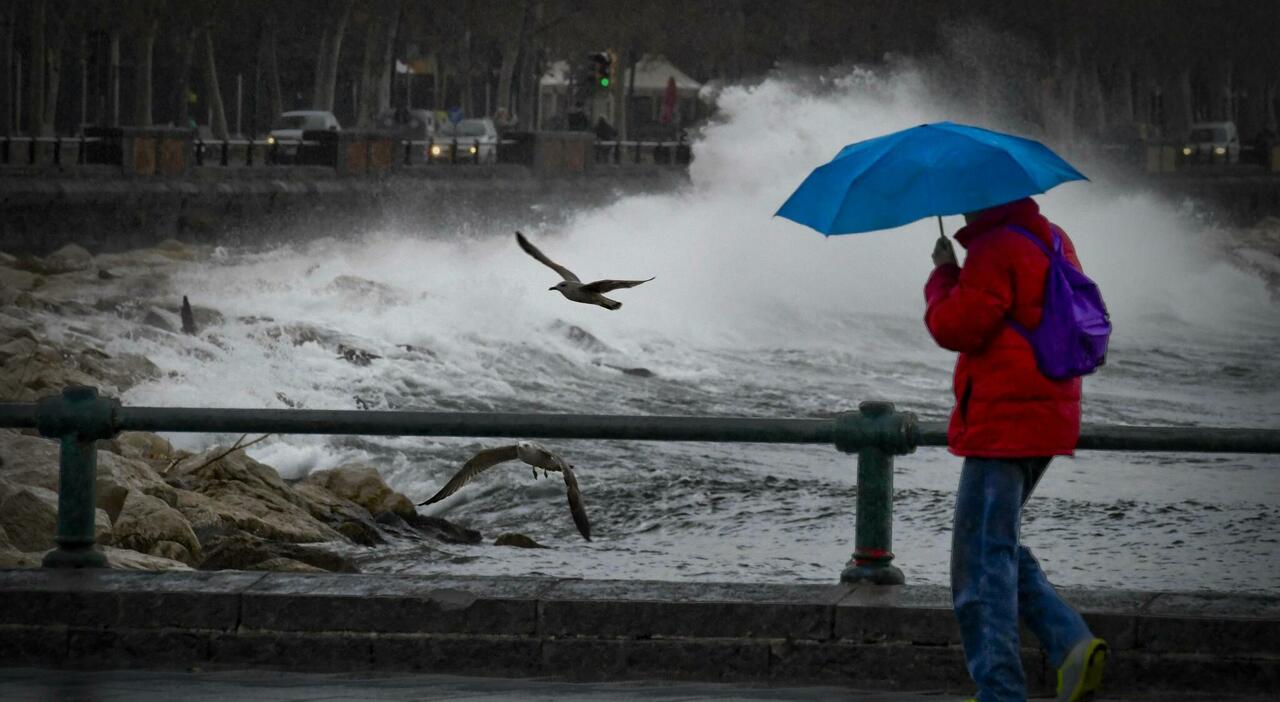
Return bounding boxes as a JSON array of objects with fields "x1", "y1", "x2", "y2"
[
  {"x1": 516, "y1": 231, "x2": 653, "y2": 310},
  {"x1": 418, "y1": 441, "x2": 592, "y2": 541}
]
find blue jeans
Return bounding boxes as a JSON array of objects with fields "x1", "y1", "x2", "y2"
[{"x1": 952, "y1": 457, "x2": 1093, "y2": 702}]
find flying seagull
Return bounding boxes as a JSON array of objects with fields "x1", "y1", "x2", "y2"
[
  {"x1": 516, "y1": 231, "x2": 653, "y2": 310},
  {"x1": 418, "y1": 441, "x2": 592, "y2": 541}
]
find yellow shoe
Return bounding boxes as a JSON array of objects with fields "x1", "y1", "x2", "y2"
[{"x1": 1057, "y1": 637, "x2": 1108, "y2": 702}]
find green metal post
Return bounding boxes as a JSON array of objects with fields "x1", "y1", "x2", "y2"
[
  {"x1": 835, "y1": 400, "x2": 916, "y2": 585},
  {"x1": 35, "y1": 386, "x2": 120, "y2": 568}
]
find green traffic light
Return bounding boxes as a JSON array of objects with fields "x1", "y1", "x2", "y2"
[{"x1": 600, "y1": 77, "x2": 610, "y2": 87}]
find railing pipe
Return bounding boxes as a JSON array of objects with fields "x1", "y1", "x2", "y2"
[{"x1": 6, "y1": 387, "x2": 1280, "y2": 573}]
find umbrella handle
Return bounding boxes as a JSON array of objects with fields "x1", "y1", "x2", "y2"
[{"x1": 936, "y1": 215, "x2": 946, "y2": 240}]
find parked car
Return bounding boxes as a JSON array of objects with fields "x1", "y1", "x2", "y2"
[
  {"x1": 1182, "y1": 121, "x2": 1240, "y2": 164},
  {"x1": 429, "y1": 118, "x2": 498, "y2": 164},
  {"x1": 374, "y1": 108, "x2": 438, "y2": 164},
  {"x1": 267, "y1": 110, "x2": 340, "y2": 160}
]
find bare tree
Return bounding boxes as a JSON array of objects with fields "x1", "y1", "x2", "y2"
[
  {"x1": 0, "y1": 4, "x2": 13, "y2": 135},
  {"x1": 260, "y1": 16, "x2": 283, "y2": 121},
  {"x1": 355, "y1": 0, "x2": 400, "y2": 128},
  {"x1": 41, "y1": 5, "x2": 64, "y2": 134},
  {"x1": 312, "y1": 0, "x2": 354, "y2": 110},
  {"x1": 203, "y1": 27, "x2": 227, "y2": 138},
  {"x1": 28, "y1": 0, "x2": 45, "y2": 135}
]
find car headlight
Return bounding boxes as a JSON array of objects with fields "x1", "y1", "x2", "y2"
[
  {"x1": 266, "y1": 135, "x2": 276, "y2": 145},
  {"x1": 1214, "y1": 146, "x2": 1226, "y2": 156},
  {"x1": 430, "y1": 145, "x2": 442, "y2": 156},
  {"x1": 469, "y1": 146, "x2": 478, "y2": 154},
  {"x1": 1182, "y1": 147, "x2": 1193, "y2": 156}
]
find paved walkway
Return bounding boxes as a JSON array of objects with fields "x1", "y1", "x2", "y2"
[{"x1": 0, "y1": 669, "x2": 1268, "y2": 702}]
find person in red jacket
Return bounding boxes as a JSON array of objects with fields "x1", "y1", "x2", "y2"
[{"x1": 925, "y1": 197, "x2": 1107, "y2": 702}]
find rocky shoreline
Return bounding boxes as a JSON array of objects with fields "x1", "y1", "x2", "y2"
[{"x1": 0, "y1": 239, "x2": 487, "y2": 573}]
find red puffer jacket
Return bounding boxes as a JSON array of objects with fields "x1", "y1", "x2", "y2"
[{"x1": 923, "y1": 197, "x2": 1082, "y2": 457}]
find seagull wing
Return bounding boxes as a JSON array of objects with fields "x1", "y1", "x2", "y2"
[
  {"x1": 418, "y1": 445, "x2": 520, "y2": 505},
  {"x1": 580, "y1": 277, "x2": 654, "y2": 294},
  {"x1": 559, "y1": 463, "x2": 592, "y2": 541},
  {"x1": 516, "y1": 231, "x2": 580, "y2": 282}
]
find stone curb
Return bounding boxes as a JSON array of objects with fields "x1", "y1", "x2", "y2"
[{"x1": 1, "y1": 569, "x2": 1276, "y2": 694}]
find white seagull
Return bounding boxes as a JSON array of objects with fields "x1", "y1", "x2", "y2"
[
  {"x1": 418, "y1": 441, "x2": 592, "y2": 541},
  {"x1": 516, "y1": 231, "x2": 653, "y2": 310}
]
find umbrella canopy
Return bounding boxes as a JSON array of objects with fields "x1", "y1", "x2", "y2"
[{"x1": 775, "y1": 122, "x2": 1086, "y2": 236}]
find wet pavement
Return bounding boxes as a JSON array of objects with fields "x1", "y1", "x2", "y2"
[{"x1": 0, "y1": 669, "x2": 1268, "y2": 701}]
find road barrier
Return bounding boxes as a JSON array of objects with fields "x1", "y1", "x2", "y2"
[{"x1": 2, "y1": 385, "x2": 1277, "y2": 577}]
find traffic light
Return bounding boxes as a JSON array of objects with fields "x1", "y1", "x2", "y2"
[{"x1": 590, "y1": 52, "x2": 611, "y2": 89}]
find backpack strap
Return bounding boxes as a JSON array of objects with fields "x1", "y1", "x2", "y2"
[{"x1": 1006, "y1": 224, "x2": 1062, "y2": 257}]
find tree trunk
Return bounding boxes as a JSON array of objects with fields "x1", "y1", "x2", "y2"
[
  {"x1": 28, "y1": 0, "x2": 45, "y2": 135},
  {"x1": 173, "y1": 28, "x2": 198, "y2": 129},
  {"x1": 461, "y1": 29, "x2": 473, "y2": 116},
  {"x1": 134, "y1": 23, "x2": 156, "y2": 127},
  {"x1": 108, "y1": 30, "x2": 120, "y2": 126},
  {"x1": 203, "y1": 29, "x2": 228, "y2": 139},
  {"x1": 261, "y1": 19, "x2": 283, "y2": 120},
  {"x1": 375, "y1": 1, "x2": 400, "y2": 116},
  {"x1": 0, "y1": 6, "x2": 12, "y2": 135},
  {"x1": 312, "y1": 0, "x2": 353, "y2": 111},
  {"x1": 1265, "y1": 81, "x2": 1278, "y2": 134},
  {"x1": 356, "y1": 0, "x2": 396, "y2": 128},
  {"x1": 42, "y1": 19, "x2": 62, "y2": 135}
]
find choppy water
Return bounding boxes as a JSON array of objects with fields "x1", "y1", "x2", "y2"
[{"x1": 46, "y1": 66, "x2": 1280, "y2": 592}]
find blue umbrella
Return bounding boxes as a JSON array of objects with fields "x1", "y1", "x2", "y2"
[{"x1": 775, "y1": 121, "x2": 1086, "y2": 236}]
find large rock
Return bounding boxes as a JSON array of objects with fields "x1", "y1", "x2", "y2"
[
  {"x1": 167, "y1": 447, "x2": 345, "y2": 544},
  {"x1": 0, "y1": 429, "x2": 176, "y2": 521},
  {"x1": 291, "y1": 482, "x2": 384, "y2": 546},
  {"x1": 198, "y1": 533, "x2": 357, "y2": 573},
  {"x1": 0, "y1": 266, "x2": 44, "y2": 292},
  {"x1": 303, "y1": 464, "x2": 415, "y2": 519},
  {"x1": 111, "y1": 491, "x2": 202, "y2": 565},
  {"x1": 0, "y1": 478, "x2": 111, "y2": 552},
  {"x1": 43, "y1": 244, "x2": 94, "y2": 274},
  {"x1": 102, "y1": 545, "x2": 193, "y2": 571}
]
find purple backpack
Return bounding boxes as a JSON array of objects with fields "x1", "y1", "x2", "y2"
[{"x1": 1006, "y1": 225, "x2": 1111, "y2": 380}]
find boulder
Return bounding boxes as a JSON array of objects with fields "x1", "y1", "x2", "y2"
[
  {"x1": 198, "y1": 533, "x2": 357, "y2": 573},
  {"x1": 104, "y1": 431, "x2": 182, "y2": 470},
  {"x1": 291, "y1": 482, "x2": 384, "y2": 546},
  {"x1": 375, "y1": 510, "x2": 482, "y2": 544},
  {"x1": 0, "y1": 430, "x2": 176, "y2": 521},
  {"x1": 166, "y1": 447, "x2": 346, "y2": 544},
  {"x1": 141, "y1": 306, "x2": 182, "y2": 333},
  {"x1": 43, "y1": 244, "x2": 94, "y2": 274},
  {"x1": 303, "y1": 464, "x2": 415, "y2": 519},
  {"x1": 102, "y1": 545, "x2": 193, "y2": 571},
  {"x1": 245, "y1": 557, "x2": 327, "y2": 573},
  {"x1": 169, "y1": 487, "x2": 342, "y2": 546},
  {"x1": 111, "y1": 491, "x2": 202, "y2": 565},
  {"x1": 0, "y1": 251, "x2": 16, "y2": 266},
  {"x1": 0, "y1": 478, "x2": 111, "y2": 551},
  {"x1": 495, "y1": 533, "x2": 549, "y2": 549},
  {"x1": 0, "y1": 267, "x2": 44, "y2": 292}
]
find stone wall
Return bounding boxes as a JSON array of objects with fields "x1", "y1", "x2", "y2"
[{"x1": 0, "y1": 569, "x2": 1275, "y2": 694}]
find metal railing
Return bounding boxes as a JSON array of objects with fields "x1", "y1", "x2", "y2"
[
  {"x1": 594, "y1": 138, "x2": 692, "y2": 166},
  {"x1": 2, "y1": 385, "x2": 1278, "y2": 577},
  {"x1": 0, "y1": 135, "x2": 104, "y2": 167}
]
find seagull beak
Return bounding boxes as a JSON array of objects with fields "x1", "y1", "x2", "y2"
[{"x1": 547, "y1": 286, "x2": 556, "y2": 291}]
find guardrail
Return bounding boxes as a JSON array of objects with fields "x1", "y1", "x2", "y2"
[
  {"x1": 1, "y1": 135, "x2": 104, "y2": 167},
  {"x1": 0, "y1": 133, "x2": 691, "y2": 170},
  {"x1": 4, "y1": 385, "x2": 1278, "y2": 577},
  {"x1": 594, "y1": 139, "x2": 692, "y2": 166}
]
